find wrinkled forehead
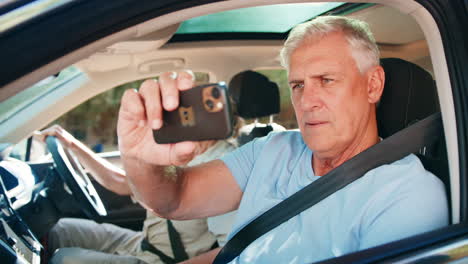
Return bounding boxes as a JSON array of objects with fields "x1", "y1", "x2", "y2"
[{"x1": 288, "y1": 34, "x2": 358, "y2": 76}]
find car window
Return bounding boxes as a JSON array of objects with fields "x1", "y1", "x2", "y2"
[
  {"x1": 0, "y1": 66, "x2": 82, "y2": 124},
  {"x1": 175, "y1": 3, "x2": 343, "y2": 34}
]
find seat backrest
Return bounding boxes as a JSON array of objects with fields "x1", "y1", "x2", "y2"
[
  {"x1": 229, "y1": 70, "x2": 280, "y2": 118},
  {"x1": 378, "y1": 58, "x2": 449, "y2": 200},
  {"x1": 378, "y1": 58, "x2": 439, "y2": 137},
  {"x1": 228, "y1": 70, "x2": 284, "y2": 145}
]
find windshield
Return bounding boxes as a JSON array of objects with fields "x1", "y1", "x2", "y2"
[{"x1": 0, "y1": 66, "x2": 82, "y2": 124}]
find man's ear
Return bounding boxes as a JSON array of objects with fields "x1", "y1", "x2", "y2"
[{"x1": 367, "y1": 65, "x2": 385, "y2": 104}]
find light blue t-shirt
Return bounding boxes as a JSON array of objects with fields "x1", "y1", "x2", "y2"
[{"x1": 220, "y1": 131, "x2": 448, "y2": 264}]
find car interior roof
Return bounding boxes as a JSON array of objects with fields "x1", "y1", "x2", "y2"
[{"x1": 76, "y1": 4, "x2": 432, "y2": 91}]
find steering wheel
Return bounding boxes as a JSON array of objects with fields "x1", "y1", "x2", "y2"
[{"x1": 46, "y1": 136, "x2": 107, "y2": 218}]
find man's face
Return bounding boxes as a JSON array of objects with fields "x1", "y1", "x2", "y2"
[{"x1": 288, "y1": 32, "x2": 377, "y2": 159}]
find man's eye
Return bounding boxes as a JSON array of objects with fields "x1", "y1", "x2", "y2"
[
  {"x1": 322, "y1": 78, "x2": 334, "y2": 84},
  {"x1": 291, "y1": 83, "x2": 304, "y2": 90}
]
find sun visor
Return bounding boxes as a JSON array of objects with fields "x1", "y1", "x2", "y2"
[{"x1": 79, "y1": 23, "x2": 180, "y2": 72}]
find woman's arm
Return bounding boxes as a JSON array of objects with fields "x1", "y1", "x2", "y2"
[{"x1": 37, "y1": 125, "x2": 132, "y2": 195}]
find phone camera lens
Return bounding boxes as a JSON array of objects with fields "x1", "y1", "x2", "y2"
[
  {"x1": 211, "y1": 87, "x2": 220, "y2": 99},
  {"x1": 205, "y1": 99, "x2": 214, "y2": 110}
]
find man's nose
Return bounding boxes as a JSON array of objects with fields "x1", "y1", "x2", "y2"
[{"x1": 300, "y1": 83, "x2": 323, "y2": 111}]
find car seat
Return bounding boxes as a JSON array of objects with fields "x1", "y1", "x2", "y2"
[
  {"x1": 378, "y1": 58, "x2": 450, "y2": 199},
  {"x1": 228, "y1": 70, "x2": 285, "y2": 146}
]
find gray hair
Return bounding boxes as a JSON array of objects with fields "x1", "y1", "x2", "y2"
[{"x1": 280, "y1": 16, "x2": 380, "y2": 73}]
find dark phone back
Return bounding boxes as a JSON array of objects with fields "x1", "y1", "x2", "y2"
[{"x1": 153, "y1": 83, "x2": 233, "y2": 144}]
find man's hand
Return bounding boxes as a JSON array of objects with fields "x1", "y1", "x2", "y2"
[
  {"x1": 117, "y1": 71, "x2": 242, "y2": 218},
  {"x1": 117, "y1": 71, "x2": 202, "y2": 166}
]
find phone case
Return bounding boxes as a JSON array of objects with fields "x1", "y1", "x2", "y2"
[{"x1": 153, "y1": 83, "x2": 234, "y2": 144}]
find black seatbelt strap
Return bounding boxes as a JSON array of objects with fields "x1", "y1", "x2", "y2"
[
  {"x1": 140, "y1": 220, "x2": 189, "y2": 264},
  {"x1": 214, "y1": 112, "x2": 442, "y2": 264},
  {"x1": 141, "y1": 238, "x2": 176, "y2": 264},
  {"x1": 167, "y1": 219, "x2": 190, "y2": 262}
]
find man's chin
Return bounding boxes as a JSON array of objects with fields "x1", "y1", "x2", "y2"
[{"x1": 303, "y1": 139, "x2": 333, "y2": 154}]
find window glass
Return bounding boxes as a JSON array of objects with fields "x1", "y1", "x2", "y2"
[
  {"x1": 176, "y1": 3, "x2": 343, "y2": 34},
  {"x1": 0, "y1": 66, "x2": 82, "y2": 124}
]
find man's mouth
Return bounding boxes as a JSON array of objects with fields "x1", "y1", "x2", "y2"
[{"x1": 305, "y1": 121, "x2": 329, "y2": 127}]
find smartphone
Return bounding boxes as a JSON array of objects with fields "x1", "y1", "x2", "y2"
[{"x1": 153, "y1": 82, "x2": 234, "y2": 144}]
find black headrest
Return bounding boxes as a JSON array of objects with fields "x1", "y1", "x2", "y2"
[
  {"x1": 377, "y1": 58, "x2": 439, "y2": 138},
  {"x1": 228, "y1": 70, "x2": 280, "y2": 119},
  {"x1": 237, "y1": 125, "x2": 274, "y2": 146}
]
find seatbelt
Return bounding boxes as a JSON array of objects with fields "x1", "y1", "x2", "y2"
[
  {"x1": 167, "y1": 220, "x2": 189, "y2": 261},
  {"x1": 141, "y1": 239, "x2": 176, "y2": 264},
  {"x1": 140, "y1": 220, "x2": 189, "y2": 264},
  {"x1": 213, "y1": 112, "x2": 443, "y2": 264}
]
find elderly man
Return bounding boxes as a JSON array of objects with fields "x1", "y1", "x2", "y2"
[{"x1": 117, "y1": 16, "x2": 448, "y2": 263}]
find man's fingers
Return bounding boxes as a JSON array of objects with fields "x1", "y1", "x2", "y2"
[
  {"x1": 117, "y1": 70, "x2": 198, "y2": 162},
  {"x1": 139, "y1": 79, "x2": 163, "y2": 130},
  {"x1": 159, "y1": 72, "x2": 179, "y2": 111},
  {"x1": 118, "y1": 89, "x2": 147, "y2": 131},
  {"x1": 177, "y1": 70, "x2": 195, "y2": 91},
  {"x1": 158, "y1": 70, "x2": 196, "y2": 111}
]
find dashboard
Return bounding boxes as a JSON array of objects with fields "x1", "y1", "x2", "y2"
[
  {"x1": 0, "y1": 158, "x2": 42, "y2": 264},
  {"x1": 0, "y1": 143, "x2": 145, "y2": 263}
]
